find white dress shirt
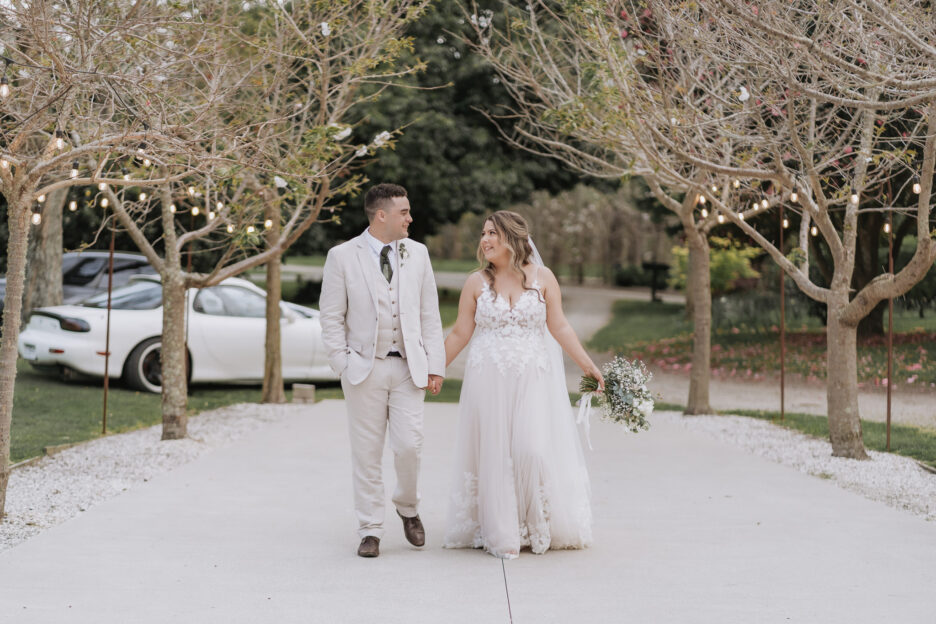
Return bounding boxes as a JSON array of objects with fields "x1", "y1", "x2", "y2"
[{"x1": 363, "y1": 228, "x2": 397, "y2": 271}]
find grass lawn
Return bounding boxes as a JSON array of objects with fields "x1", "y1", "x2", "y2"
[
  {"x1": 281, "y1": 255, "x2": 325, "y2": 267},
  {"x1": 589, "y1": 300, "x2": 936, "y2": 388},
  {"x1": 9, "y1": 356, "x2": 464, "y2": 464}
]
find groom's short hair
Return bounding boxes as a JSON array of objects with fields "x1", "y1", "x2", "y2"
[{"x1": 364, "y1": 183, "x2": 408, "y2": 222}]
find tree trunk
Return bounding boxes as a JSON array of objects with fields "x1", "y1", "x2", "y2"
[
  {"x1": 0, "y1": 199, "x2": 31, "y2": 520},
  {"x1": 160, "y1": 269, "x2": 188, "y2": 440},
  {"x1": 22, "y1": 187, "x2": 66, "y2": 314},
  {"x1": 826, "y1": 304, "x2": 868, "y2": 459},
  {"x1": 261, "y1": 209, "x2": 286, "y2": 403},
  {"x1": 684, "y1": 229, "x2": 712, "y2": 415}
]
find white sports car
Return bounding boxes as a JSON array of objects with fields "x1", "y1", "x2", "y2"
[{"x1": 17, "y1": 275, "x2": 337, "y2": 393}]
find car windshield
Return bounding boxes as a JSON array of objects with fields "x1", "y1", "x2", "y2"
[
  {"x1": 64, "y1": 257, "x2": 109, "y2": 286},
  {"x1": 81, "y1": 280, "x2": 162, "y2": 310}
]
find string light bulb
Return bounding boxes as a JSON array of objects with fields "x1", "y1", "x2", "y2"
[
  {"x1": 192, "y1": 206, "x2": 200, "y2": 216},
  {"x1": 122, "y1": 168, "x2": 130, "y2": 181},
  {"x1": 700, "y1": 208, "x2": 708, "y2": 218},
  {"x1": 739, "y1": 212, "x2": 745, "y2": 221},
  {"x1": 732, "y1": 179, "x2": 740, "y2": 189},
  {"x1": 761, "y1": 199, "x2": 768, "y2": 209},
  {"x1": 187, "y1": 186, "x2": 196, "y2": 196},
  {"x1": 143, "y1": 157, "x2": 151, "y2": 167},
  {"x1": 69, "y1": 200, "x2": 77, "y2": 211},
  {"x1": 698, "y1": 194, "x2": 706, "y2": 205},
  {"x1": 711, "y1": 185, "x2": 718, "y2": 193},
  {"x1": 913, "y1": 180, "x2": 921, "y2": 194},
  {"x1": 226, "y1": 224, "x2": 234, "y2": 234},
  {"x1": 216, "y1": 201, "x2": 223, "y2": 211},
  {"x1": 246, "y1": 225, "x2": 256, "y2": 233},
  {"x1": 717, "y1": 214, "x2": 725, "y2": 224},
  {"x1": 850, "y1": 193, "x2": 859, "y2": 204},
  {"x1": 31, "y1": 210, "x2": 41, "y2": 225},
  {"x1": 37, "y1": 194, "x2": 45, "y2": 203},
  {"x1": 100, "y1": 198, "x2": 109, "y2": 208},
  {"x1": 169, "y1": 204, "x2": 177, "y2": 213},
  {"x1": 782, "y1": 218, "x2": 789, "y2": 229},
  {"x1": 790, "y1": 190, "x2": 798, "y2": 203},
  {"x1": 98, "y1": 182, "x2": 107, "y2": 191},
  {"x1": 751, "y1": 202, "x2": 758, "y2": 211},
  {"x1": 208, "y1": 211, "x2": 215, "y2": 221},
  {"x1": 811, "y1": 225, "x2": 818, "y2": 236},
  {"x1": 54, "y1": 131, "x2": 65, "y2": 150},
  {"x1": 264, "y1": 219, "x2": 273, "y2": 229},
  {"x1": 139, "y1": 192, "x2": 147, "y2": 201},
  {"x1": 0, "y1": 158, "x2": 8, "y2": 169},
  {"x1": 70, "y1": 161, "x2": 79, "y2": 178},
  {"x1": 0, "y1": 77, "x2": 10, "y2": 98},
  {"x1": 884, "y1": 222, "x2": 891, "y2": 234}
]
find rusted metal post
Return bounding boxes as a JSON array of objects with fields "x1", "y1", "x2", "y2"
[
  {"x1": 779, "y1": 204, "x2": 786, "y2": 422},
  {"x1": 102, "y1": 219, "x2": 115, "y2": 435},
  {"x1": 886, "y1": 211, "x2": 894, "y2": 451}
]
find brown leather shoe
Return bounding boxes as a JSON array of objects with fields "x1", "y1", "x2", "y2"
[
  {"x1": 357, "y1": 536, "x2": 380, "y2": 558},
  {"x1": 397, "y1": 510, "x2": 426, "y2": 547}
]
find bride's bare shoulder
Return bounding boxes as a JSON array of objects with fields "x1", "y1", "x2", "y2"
[
  {"x1": 464, "y1": 271, "x2": 486, "y2": 294},
  {"x1": 534, "y1": 264, "x2": 557, "y2": 283}
]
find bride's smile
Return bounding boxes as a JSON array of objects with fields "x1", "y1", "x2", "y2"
[{"x1": 480, "y1": 224, "x2": 507, "y2": 263}]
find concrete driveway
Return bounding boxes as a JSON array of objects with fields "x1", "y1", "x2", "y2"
[{"x1": 0, "y1": 400, "x2": 933, "y2": 623}]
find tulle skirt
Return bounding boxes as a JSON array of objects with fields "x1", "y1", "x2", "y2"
[{"x1": 443, "y1": 351, "x2": 592, "y2": 558}]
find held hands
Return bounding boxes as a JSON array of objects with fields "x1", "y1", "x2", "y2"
[{"x1": 425, "y1": 374, "x2": 444, "y2": 396}]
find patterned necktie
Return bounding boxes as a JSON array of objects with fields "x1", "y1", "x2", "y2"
[{"x1": 380, "y1": 245, "x2": 393, "y2": 283}]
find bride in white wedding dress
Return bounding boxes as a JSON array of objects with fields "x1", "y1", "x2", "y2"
[{"x1": 442, "y1": 211, "x2": 604, "y2": 559}]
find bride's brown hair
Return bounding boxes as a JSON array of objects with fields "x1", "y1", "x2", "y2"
[{"x1": 477, "y1": 211, "x2": 539, "y2": 299}]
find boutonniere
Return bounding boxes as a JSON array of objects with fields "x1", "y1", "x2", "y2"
[{"x1": 398, "y1": 242, "x2": 409, "y2": 265}]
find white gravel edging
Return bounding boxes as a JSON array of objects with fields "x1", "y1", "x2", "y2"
[
  {"x1": 655, "y1": 410, "x2": 936, "y2": 522},
  {"x1": 0, "y1": 403, "x2": 298, "y2": 553}
]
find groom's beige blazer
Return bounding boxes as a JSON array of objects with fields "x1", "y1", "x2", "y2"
[{"x1": 319, "y1": 233, "x2": 445, "y2": 387}]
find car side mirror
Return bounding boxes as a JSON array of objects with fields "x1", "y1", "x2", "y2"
[{"x1": 281, "y1": 306, "x2": 299, "y2": 323}]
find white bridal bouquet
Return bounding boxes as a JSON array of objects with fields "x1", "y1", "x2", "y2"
[{"x1": 578, "y1": 357, "x2": 654, "y2": 446}]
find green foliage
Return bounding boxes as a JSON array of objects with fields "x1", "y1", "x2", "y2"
[
  {"x1": 311, "y1": 1, "x2": 584, "y2": 249},
  {"x1": 613, "y1": 264, "x2": 657, "y2": 288},
  {"x1": 668, "y1": 236, "x2": 762, "y2": 295}
]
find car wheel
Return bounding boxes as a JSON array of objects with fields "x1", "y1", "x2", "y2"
[{"x1": 123, "y1": 337, "x2": 191, "y2": 394}]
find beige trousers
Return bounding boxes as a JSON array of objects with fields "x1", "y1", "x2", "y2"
[{"x1": 341, "y1": 357, "x2": 425, "y2": 539}]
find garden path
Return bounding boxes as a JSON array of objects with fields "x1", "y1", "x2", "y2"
[{"x1": 1, "y1": 400, "x2": 933, "y2": 623}]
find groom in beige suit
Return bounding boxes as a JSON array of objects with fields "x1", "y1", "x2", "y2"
[{"x1": 319, "y1": 183, "x2": 445, "y2": 558}]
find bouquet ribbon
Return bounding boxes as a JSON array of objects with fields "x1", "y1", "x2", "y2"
[{"x1": 577, "y1": 392, "x2": 594, "y2": 451}]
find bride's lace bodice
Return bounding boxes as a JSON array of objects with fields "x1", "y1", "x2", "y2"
[{"x1": 466, "y1": 278, "x2": 550, "y2": 376}]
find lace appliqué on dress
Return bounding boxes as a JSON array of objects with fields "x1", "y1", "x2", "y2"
[
  {"x1": 443, "y1": 472, "x2": 483, "y2": 549},
  {"x1": 466, "y1": 280, "x2": 550, "y2": 377}
]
